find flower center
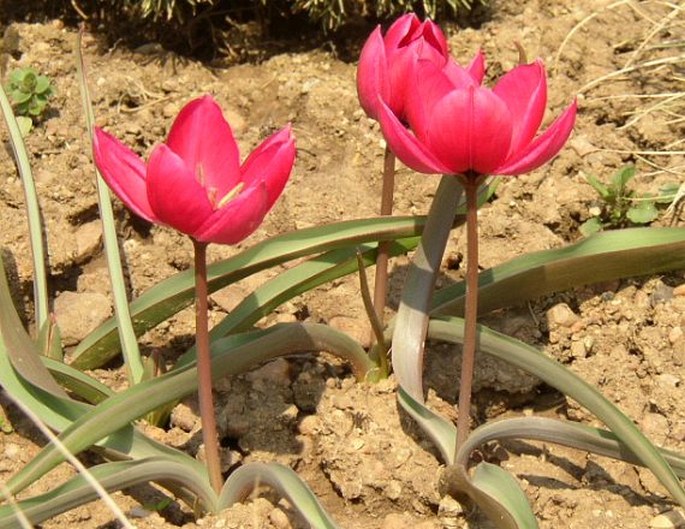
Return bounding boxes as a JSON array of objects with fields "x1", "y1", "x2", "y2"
[{"x1": 196, "y1": 163, "x2": 244, "y2": 209}]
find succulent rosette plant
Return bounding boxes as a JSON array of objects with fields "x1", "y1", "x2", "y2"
[{"x1": 93, "y1": 94, "x2": 295, "y2": 244}]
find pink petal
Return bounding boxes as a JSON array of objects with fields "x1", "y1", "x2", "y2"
[
  {"x1": 419, "y1": 19, "x2": 448, "y2": 58},
  {"x1": 146, "y1": 144, "x2": 214, "y2": 236},
  {"x1": 92, "y1": 127, "x2": 157, "y2": 223},
  {"x1": 494, "y1": 99, "x2": 577, "y2": 176},
  {"x1": 493, "y1": 60, "x2": 547, "y2": 157},
  {"x1": 466, "y1": 50, "x2": 486, "y2": 83},
  {"x1": 384, "y1": 14, "x2": 420, "y2": 49},
  {"x1": 194, "y1": 183, "x2": 270, "y2": 245},
  {"x1": 377, "y1": 98, "x2": 450, "y2": 174},
  {"x1": 442, "y1": 57, "x2": 481, "y2": 89},
  {"x1": 240, "y1": 125, "x2": 295, "y2": 206},
  {"x1": 356, "y1": 27, "x2": 389, "y2": 120},
  {"x1": 427, "y1": 86, "x2": 513, "y2": 174},
  {"x1": 405, "y1": 59, "x2": 456, "y2": 142},
  {"x1": 166, "y1": 95, "x2": 241, "y2": 198}
]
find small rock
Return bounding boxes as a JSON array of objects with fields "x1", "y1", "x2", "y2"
[
  {"x1": 245, "y1": 357, "x2": 292, "y2": 385},
  {"x1": 546, "y1": 303, "x2": 579, "y2": 328},
  {"x1": 651, "y1": 283, "x2": 674, "y2": 305},
  {"x1": 162, "y1": 102, "x2": 180, "y2": 118},
  {"x1": 74, "y1": 221, "x2": 103, "y2": 265},
  {"x1": 650, "y1": 510, "x2": 685, "y2": 529},
  {"x1": 673, "y1": 284, "x2": 685, "y2": 297},
  {"x1": 437, "y1": 495, "x2": 464, "y2": 529},
  {"x1": 669, "y1": 327, "x2": 684, "y2": 344},
  {"x1": 54, "y1": 291, "x2": 111, "y2": 346},
  {"x1": 269, "y1": 508, "x2": 292, "y2": 529},
  {"x1": 641, "y1": 413, "x2": 670, "y2": 445},
  {"x1": 170, "y1": 402, "x2": 198, "y2": 432},
  {"x1": 570, "y1": 340, "x2": 587, "y2": 359},
  {"x1": 657, "y1": 374, "x2": 680, "y2": 388}
]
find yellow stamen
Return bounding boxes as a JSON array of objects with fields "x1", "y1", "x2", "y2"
[
  {"x1": 196, "y1": 163, "x2": 205, "y2": 186},
  {"x1": 217, "y1": 182, "x2": 245, "y2": 209}
]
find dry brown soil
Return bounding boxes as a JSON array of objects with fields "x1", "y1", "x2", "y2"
[{"x1": 1, "y1": 1, "x2": 685, "y2": 528}]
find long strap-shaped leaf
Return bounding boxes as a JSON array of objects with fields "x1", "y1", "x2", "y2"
[
  {"x1": 0, "y1": 458, "x2": 218, "y2": 529},
  {"x1": 431, "y1": 226, "x2": 685, "y2": 316},
  {"x1": 456, "y1": 416, "x2": 685, "y2": 477},
  {"x1": 71, "y1": 215, "x2": 429, "y2": 369},
  {"x1": 75, "y1": 30, "x2": 144, "y2": 383},
  {"x1": 5, "y1": 322, "x2": 375, "y2": 496},
  {"x1": 426, "y1": 317, "x2": 685, "y2": 509},
  {"x1": 0, "y1": 85, "x2": 49, "y2": 329},
  {"x1": 392, "y1": 175, "x2": 463, "y2": 402},
  {"x1": 220, "y1": 462, "x2": 341, "y2": 528}
]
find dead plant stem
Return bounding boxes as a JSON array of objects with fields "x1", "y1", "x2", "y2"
[{"x1": 193, "y1": 239, "x2": 223, "y2": 494}]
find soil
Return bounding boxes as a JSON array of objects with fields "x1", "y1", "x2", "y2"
[{"x1": 1, "y1": 1, "x2": 685, "y2": 528}]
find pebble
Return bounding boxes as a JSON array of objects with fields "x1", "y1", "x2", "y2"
[
  {"x1": 673, "y1": 284, "x2": 685, "y2": 297},
  {"x1": 54, "y1": 291, "x2": 112, "y2": 346},
  {"x1": 650, "y1": 510, "x2": 685, "y2": 528},
  {"x1": 169, "y1": 402, "x2": 198, "y2": 432},
  {"x1": 245, "y1": 357, "x2": 292, "y2": 385},
  {"x1": 74, "y1": 220, "x2": 103, "y2": 265},
  {"x1": 546, "y1": 303, "x2": 580, "y2": 328},
  {"x1": 269, "y1": 508, "x2": 292, "y2": 529}
]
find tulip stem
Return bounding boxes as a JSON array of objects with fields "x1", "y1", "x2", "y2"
[
  {"x1": 454, "y1": 174, "x2": 485, "y2": 457},
  {"x1": 192, "y1": 239, "x2": 223, "y2": 495},
  {"x1": 371, "y1": 147, "x2": 396, "y2": 346}
]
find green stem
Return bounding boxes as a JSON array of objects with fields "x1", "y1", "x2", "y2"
[
  {"x1": 192, "y1": 239, "x2": 223, "y2": 494},
  {"x1": 371, "y1": 147, "x2": 395, "y2": 342},
  {"x1": 455, "y1": 174, "x2": 484, "y2": 456}
]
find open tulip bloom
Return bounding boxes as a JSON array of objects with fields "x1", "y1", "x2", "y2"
[
  {"x1": 93, "y1": 94, "x2": 295, "y2": 245},
  {"x1": 92, "y1": 94, "x2": 295, "y2": 493},
  {"x1": 378, "y1": 55, "x2": 577, "y2": 177},
  {"x1": 378, "y1": 51, "x2": 577, "y2": 453}
]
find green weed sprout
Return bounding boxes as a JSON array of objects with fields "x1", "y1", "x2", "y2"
[
  {"x1": 580, "y1": 165, "x2": 676, "y2": 236},
  {"x1": 4, "y1": 67, "x2": 54, "y2": 135}
]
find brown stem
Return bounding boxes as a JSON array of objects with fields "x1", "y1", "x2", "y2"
[
  {"x1": 454, "y1": 174, "x2": 484, "y2": 456},
  {"x1": 371, "y1": 147, "x2": 396, "y2": 344},
  {"x1": 192, "y1": 239, "x2": 223, "y2": 494}
]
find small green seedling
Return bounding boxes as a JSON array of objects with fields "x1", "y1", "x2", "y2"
[
  {"x1": 5, "y1": 67, "x2": 54, "y2": 135},
  {"x1": 580, "y1": 165, "x2": 676, "y2": 236}
]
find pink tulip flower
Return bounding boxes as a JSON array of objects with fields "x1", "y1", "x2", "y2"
[
  {"x1": 93, "y1": 95, "x2": 295, "y2": 245},
  {"x1": 357, "y1": 13, "x2": 484, "y2": 122},
  {"x1": 377, "y1": 56, "x2": 577, "y2": 176}
]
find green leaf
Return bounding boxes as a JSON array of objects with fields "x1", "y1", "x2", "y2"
[
  {"x1": 36, "y1": 315, "x2": 63, "y2": 361},
  {"x1": 585, "y1": 174, "x2": 611, "y2": 199},
  {"x1": 0, "y1": 458, "x2": 218, "y2": 529},
  {"x1": 0, "y1": 82, "x2": 49, "y2": 326},
  {"x1": 427, "y1": 317, "x2": 685, "y2": 509},
  {"x1": 579, "y1": 216, "x2": 603, "y2": 236},
  {"x1": 392, "y1": 175, "x2": 464, "y2": 402},
  {"x1": 611, "y1": 164, "x2": 636, "y2": 192},
  {"x1": 627, "y1": 200, "x2": 658, "y2": 224},
  {"x1": 34, "y1": 75, "x2": 51, "y2": 95},
  {"x1": 76, "y1": 30, "x2": 145, "y2": 384},
  {"x1": 4, "y1": 322, "x2": 375, "y2": 496},
  {"x1": 71, "y1": 215, "x2": 430, "y2": 370},
  {"x1": 431, "y1": 227, "x2": 685, "y2": 317},
  {"x1": 16, "y1": 115, "x2": 33, "y2": 136},
  {"x1": 10, "y1": 89, "x2": 31, "y2": 104},
  {"x1": 220, "y1": 462, "x2": 341, "y2": 528}
]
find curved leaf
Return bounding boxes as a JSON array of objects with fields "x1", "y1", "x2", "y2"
[
  {"x1": 220, "y1": 462, "x2": 340, "y2": 529},
  {"x1": 5, "y1": 323, "x2": 375, "y2": 496},
  {"x1": 0, "y1": 458, "x2": 217, "y2": 529},
  {"x1": 431, "y1": 226, "x2": 685, "y2": 316},
  {"x1": 72, "y1": 215, "x2": 429, "y2": 370}
]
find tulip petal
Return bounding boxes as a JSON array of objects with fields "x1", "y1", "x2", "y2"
[
  {"x1": 493, "y1": 60, "x2": 547, "y2": 156},
  {"x1": 405, "y1": 59, "x2": 455, "y2": 142},
  {"x1": 419, "y1": 20, "x2": 448, "y2": 59},
  {"x1": 166, "y1": 95, "x2": 241, "y2": 198},
  {"x1": 427, "y1": 86, "x2": 513, "y2": 174},
  {"x1": 377, "y1": 98, "x2": 451, "y2": 174},
  {"x1": 356, "y1": 27, "x2": 390, "y2": 120},
  {"x1": 240, "y1": 125, "x2": 295, "y2": 206},
  {"x1": 494, "y1": 99, "x2": 577, "y2": 176},
  {"x1": 146, "y1": 144, "x2": 214, "y2": 235},
  {"x1": 384, "y1": 13, "x2": 420, "y2": 49},
  {"x1": 466, "y1": 50, "x2": 486, "y2": 83},
  {"x1": 194, "y1": 183, "x2": 269, "y2": 245},
  {"x1": 92, "y1": 127, "x2": 157, "y2": 223}
]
